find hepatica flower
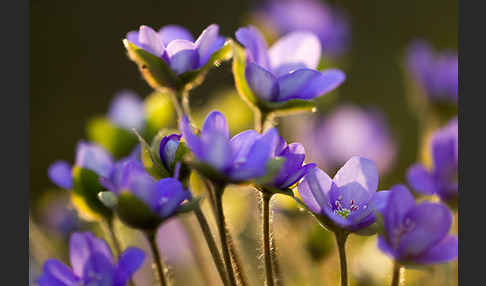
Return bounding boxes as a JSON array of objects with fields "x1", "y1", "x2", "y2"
[
  {"x1": 235, "y1": 25, "x2": 345, "y2": 103},
  {"x1": 180, "y1": 111, "x2": 279, "y2": 183},
  {"x1": 126, "y1": 24, "x2": 225, "y2": 75},
  {"x1": 37, "y1": 232, "x2": 145, "y2": 286},
  {"x1": 108, "y1": 90, "x2": 146, "y2": 131},
  {"x1": 377, "y1": 185, "x2": 458, "y2": 265},
  {"x1": 298, "y1": 105, "x2": 397, "y2": 174},
  {"x1": 407, "y1": 118, "x2": 458, "y2": 202},
  {"x1": 48, "y1": 141, "x2": 115, "y2": 190},
  {"x1": 258, "y1": 0, "x2": 350, "y2": 58},
  {"x1": 159, "y1": 134, "x2": 183, "y2": 172},
  {"x1": 298, "y1": 156, "x2": 390, "y2": 232},
  {"x1": 100, "y1": 158, "x2": 191, "y2": 224},
  {"x1": 265, "y1": 135, "x2": 316, "y2": 190},
  {"x1": 407, "y1": 40, "x2": 458, "y2": 102}
]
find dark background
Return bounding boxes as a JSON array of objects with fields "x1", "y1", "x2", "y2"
[{"x1": 30, "y1": 0, "x2": 457, "y2": 204}]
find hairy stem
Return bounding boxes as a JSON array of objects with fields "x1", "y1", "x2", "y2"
[
  {"x1": 145, "y1": 230, "x2": 168, "y2": 286},
  {"x1": 102, "y1": 218, "x2": 122, "y2": 257},
  {"x1": 391, "y1": 262, "x2": 403, "y2": 286},
  {"x1": 214, "y1": 187, "x2": 238, "y2": 286},
  {"x1": 254, "y1": 109, "x2": 272, "y2": 133},
  {"x1": 194, "y1": 205, "x2": 229, "y2": 286},
  {"x1": 335, "y1": 231, "x2": 349, "y2": 286},
  {"x1": 262, "y1": 192, "x2": 275, "y2": 286}
]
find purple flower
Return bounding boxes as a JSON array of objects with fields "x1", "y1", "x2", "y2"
[
  {"x1": 235, "y1": 26, "x2": 345, "y2": 103},
  {"x1": 377, "y1": 185, "x2": 458, "y2": 265},
  {"x1": 37, "y1": 232, "x2": 145, "y2": 286},
  {"x1": 126, "y1": 24, "x2": 225, "y2": 75},
  {"x1": 100, "y1": 159, "x2": 190, "y2": 219},
  {"x1": 179, "y1": 110, "x2": 279, "y2": 182},
  {"x1": 296, "y1": 105, "x2": 397, "y2": 174},
  {"x1": 407, "y1": 118, "x2": 458, "y2": 202},
  {"x1": 266, "y1": 135, "x2": 316, "y2": 189},
  {"x1": 159, "y1": 134, "x2": 182, "y2": 171},
  {"x1": 407, "y1": 40, "x2": 458, "y2": 102},
  {"x1": 107, "y1": 90, "x2": 146, "y2": 131},
  {"x1": 298, "y1": 156, "x2": 390, "y2": 232},
  {"x1": 48, "y1": 142, "x2": 115, "y2": 190},
  {"x1": 258, "y1": 0, "x2": 350, "y2": 58}
]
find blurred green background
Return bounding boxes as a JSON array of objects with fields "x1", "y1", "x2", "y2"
[{"x1": 30, "y1": 0, "x2": 457, "y2": 285}]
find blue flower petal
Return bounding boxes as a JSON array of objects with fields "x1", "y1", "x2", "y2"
[
  {"x1": 158, "y1": 25, "x2": 194, "y2": 46},
  {"x1": 69, "y1": 232, "x2": 114, "y2": 277},
  {"x1": 269, "y1": 31, "x2": 321, "y2": 72},
  {"x1": 82, "y1": 252, "x2": 116, "y2": 284},
  {"x1": 114, "y1": 247, "x2": 146, "y2": 286},
  {"x1": 195, "y1": 24, "x2": 224, "y2": 67},
  {"x1": 414, "y1": 235, "x2": 458, "y2": 264},
  {"x1": 38, "y1": 259, "x2": 79, "y2": 286},
  {"x1": 48, "y1": 161, "x2": 73, "y2": 189},
  {"x1": 108, "y1": 90, "x2": 145, "y2": 130},
  {"x1": 179, "y1": 116, "x2": 204, "y2": 160},
  {"x1": 245, "y1": 62, "x2": 279, "y2": 101},
  {"x1": 138, "y1": 25, "x2": 166, "y2": 57},
  {"x1": 153, "y1": 178, "x2": 190, "y2": 218},
  {"x1": 298, "y1": 167, "x2": 333, "y2": 214},
  {"x1": 166, "y1": 40, "x2": 199, "y2": 74},
  {"x1": 384, "y1": 185, "x2": 415, "y2": 241},
  {"x1": 235, "y1": 26, "x2": 270, "y2": 69},
  {"x1": 75, "y1": 142, "x2": 114, "y2": 178},
  {"x1": 406, "y1": 164, "x2": 437, "y2": 195}
]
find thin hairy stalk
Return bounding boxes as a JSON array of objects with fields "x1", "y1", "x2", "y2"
[
  {"x1": 270, "y1": 225, "x2": 283, "y2": 286},
  {"x1": 103, "y1": 218, "x2": 122, "y2": 257},
  {"x1": 145, "y1": 230, "x2": 169, "y2": 286},
  {"x1": 181, "y1": 91, "x2": 192, "y2": 120},
  {"x1": 166, "y1": 89, "x2": 184, "y2": 119},
  {"x1": 214, "y1": 188, "x2": 238, "y2": 286},
  {"x1": 254, "y1": 110, "x2": 272, "y2": 133},
  {"x1": 334, "y1": 231, "x2": 349, "y2": 286},
  {"x1": 391, "y1": 262, "x2": 403, "y2": 286},
  {"x1": 194, "y1": 205, "x2": 230, "y2": 286},
  {"x1": 262, "y1": 192, "x2": 275, "y2": 286},
  {"x1": 227, "y1": 231, "x2": 249, "y2": 286}
]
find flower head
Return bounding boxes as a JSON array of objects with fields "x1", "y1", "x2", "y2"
[
  {"x1": 407, "y1": 118, "x2": 458, "y2": 202},
  {"x1": 100, "y1": 159, "x2": 190, "y2": 220},
  {"x1": 48, "y1": 142, "x2": 115, "y2": 190},
  {"x1": 298, "y1": 156, "x2": 389, "y2": 232},
  {"x1": 407, "y1": 40, "x2": 458, "y2": 102},
  {"x1": 107, "y1": 90, "x2": 146, "y2": 131},
  {"x1": 266, "y1": 136, "x2": 315, "y2": 190},
  {"x1": 377, "y1": 185, "x2": 458, "y2": 265},
  {"x1": 159, "y1": 134, "x2": 183, "y2": 172},
  {"x1": 179, "y1": 110, "x2": 279, "y2": 183},
  {"x1": 126, "y1": 24, "x2": 225, "y2": 75},
  {"x1": 257, "y1": 0, "x2": 350, "y2": 58},
  {"x1": 37, "y1": 232, "x2": 145, "y2": 286},
  {"x1": 296, "y1": 105, "x2": 397, "y2": 174},
  {"x1": 235, "y1": 26, "x2": 345, "y2": 103}
]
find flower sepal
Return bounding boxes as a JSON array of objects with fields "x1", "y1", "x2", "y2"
[
  {"x1": 124, "y1": 40, "x2": 180, "y2": 91},
  {"x1": 114, "y1": 191, "x2": 165, "y2": 231},
  {"x1": 133, "y1": 130, "x2": 171, "y2": 179},
  {"x1": 175, "y1": 195, "x2": 203, "y2": 215},
  {"x1": 71, "y1": 166, "x2": 113, "y2": 221}
]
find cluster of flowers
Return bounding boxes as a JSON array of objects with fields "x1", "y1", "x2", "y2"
[{"x1": 38, "y1": 1, "x2": 458, "y2": 285}]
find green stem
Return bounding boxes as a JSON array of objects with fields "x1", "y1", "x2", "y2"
[
  {"x1": 103, "y1": 218, "x2": 122, "y2": 257},
  {"x1": 194, "y1": 205, "x2": 230, "y2": 286},
  {"x1": 391, "y1": 262, "x2": 402, "y2": 286},
  {"x1": 334, "y1": 231, "x2": 349, "y2": 286},
  {"x1": 145, "y1": 230, "x2": 168, "y2": 286},
  {"x1": 227, "y1": 232, "x2": 249, "y2": 286},
  {"x1": 255, "y1": 109, "x2": 272, "y2": 133},
  {"x1": 166, "y1": 89, "x2": 184, "y2": 119},
  {"x1": 214, "y1": 186, "x2": 238, "y2": 286},
  {"x1": 270, "y1": 235, "x2": 283, "y2": 286},
  {"x1": 262, "y1": 192, "x2": 275, "y2": 286}
]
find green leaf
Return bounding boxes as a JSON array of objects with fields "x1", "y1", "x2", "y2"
[
  {"x1": 98, "y1": 191, "x2": 118, "y2": 208},
  {"x1": 124, "y1": 40, "x2": 180, "y2": 90},
  {"x1": 179, "y1": 39, "x2": 233, "y2": 91},
  {"x1": 231, "y1": 40, "x2": 259, "y2": 108},
  {"x1": 71, "y1": 166, "x2": 112, "y2": 221},
  {"x1": 133, "y1": 130, "x2": 170, "y2": 179},
  {"x1": 115, "y1": 192, "x2": 162, "y2": 230},
  {"x1": 86, "y1": 116, "x2": 138, "y2": 159}
]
